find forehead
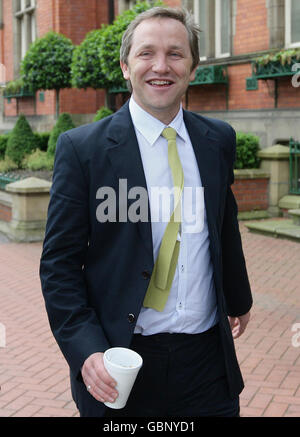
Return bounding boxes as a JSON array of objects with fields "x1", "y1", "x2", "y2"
[{"x1": 130, "y1": 17, "x2": 190, "y2": 49}]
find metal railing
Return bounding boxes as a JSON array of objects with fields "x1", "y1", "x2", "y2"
[
  {"x1": 289, "y1": 138, "x2": 300, "y2": 195},
  {"x1": 0, "y1": 173, "x2": 21, "y2": 190}
]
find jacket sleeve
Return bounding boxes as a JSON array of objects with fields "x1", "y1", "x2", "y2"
[
  {"x1": 221, "y1": 127, "x2": 253, "y2": 317},
  {"x1": 39, "y1": 132, "x2": 110, "y2": 381}
]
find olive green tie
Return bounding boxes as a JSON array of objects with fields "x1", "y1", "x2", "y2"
[{"x1": 143, "y1": 127, "x2": 184, "y2": 311}]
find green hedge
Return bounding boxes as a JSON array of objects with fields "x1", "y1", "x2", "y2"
[
  {"x1": 47, "y1": 112, "x2": 75, "y2": 156},
  {"x1": 0, "y1": 134, "x2": 9, "y2": 160},
  {"x1": 5, "y1": 115, "x2": 38, "y2": 167},
  {"x1": 93, "y1": 107, "x2": 114, "y2": 122},
  {"x1": 235, "y1": 132, "x2": 261, "y2": 169}
]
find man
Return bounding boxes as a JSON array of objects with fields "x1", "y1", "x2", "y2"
[{"x1": 40, "y1": 7, "x2": 252, "y2": 417}]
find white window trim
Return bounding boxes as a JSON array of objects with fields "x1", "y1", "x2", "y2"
[
  {"x1": 15, "y1": 0, "x2": 36, "y2": 60},
  {"x1": 285, "y1": 0, "x2": 300, "y2": 48},
  {"x1": 215, "y1": 0, "x2": 230, "y2": 59}
]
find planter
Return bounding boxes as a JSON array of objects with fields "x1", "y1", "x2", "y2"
[{"x1": 232, "y1": 168, "x2": 270, "y2": 218}]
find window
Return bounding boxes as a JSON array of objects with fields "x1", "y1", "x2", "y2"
[
  {"x1": 215, "y1": 0, "x2": 230, "y2": 58},
  {"x1": 183, "y1": 0, "x2": 231, "y2": 60},
  {"x1": 285, "y1": 0, "x2": 300, "y2": 48},
  {"x1": 14, "y1": 0, "x2": 36, "y2": 63}
]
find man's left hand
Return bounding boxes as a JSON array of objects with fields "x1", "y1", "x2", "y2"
[{"x1": 228, "y1": 311, "x2": 250, "y2": 339}]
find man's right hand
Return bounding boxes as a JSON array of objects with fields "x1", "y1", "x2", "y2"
[{"x1": 81, "y1": 352, "x2": 118, "y2": 404}]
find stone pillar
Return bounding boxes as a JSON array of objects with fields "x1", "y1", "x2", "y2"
[
  {"x1": 258, "y1": 144, "x2": 290, "y2": 216},
  {"x1": 5, "y1": 177, "x2": 51, "y2": 242}
]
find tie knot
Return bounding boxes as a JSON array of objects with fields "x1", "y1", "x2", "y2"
[{"x1": 162, "y1": 127, "x2": 177, "y2": 142}]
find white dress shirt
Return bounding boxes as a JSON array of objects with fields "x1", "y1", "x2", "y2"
[{"x1": 129, "y1": 97, "x2": 218, "y2": 335}]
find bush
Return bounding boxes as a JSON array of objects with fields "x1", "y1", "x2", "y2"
[
  {"x1": 235, "y1": 132, "x2": 261, "y2": 169},
  {"x1": 23, "y1": 149, "x2": 54, "y2": 171},
  {"x1": 0, "y1": 156, "x2": 18, "y2": 172},
  {"x1": 93, "y1": 107, "x2": 113, "y2": 122},
  {"x1": 47, "y1": 113, "x2": 75, "y2": 156},
  {"x1": 5, "y1": 115, "x2": 38, "y2": 167},
  {"x1": 34, "y1": 132, "x2": 51, "y2": 152},
  {"x1": 0, "y1": 134, "x2": 9, "y2": 160}
]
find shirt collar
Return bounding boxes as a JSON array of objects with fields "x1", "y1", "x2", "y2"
[{"x1": 129, "y1": 97, "x2": 187, "y2": 146}]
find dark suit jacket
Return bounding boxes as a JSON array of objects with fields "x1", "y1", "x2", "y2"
[{"x1": 40, "y1": 101, "x2": 252, "y2": 416}]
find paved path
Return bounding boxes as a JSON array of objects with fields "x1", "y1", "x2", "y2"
[{"x1": 0, "y1": 224, "x2": 299, "y2": 417}]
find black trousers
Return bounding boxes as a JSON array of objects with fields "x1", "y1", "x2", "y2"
[{"x1": 104, "y1": 324, "x2": 239, "y2": 417}]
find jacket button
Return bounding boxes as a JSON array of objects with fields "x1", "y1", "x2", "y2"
[
  {"x1": 127, "y1": 313, "x2": 135, "y2": 323},
  {"x1": 142, "y1": 271, "x2": 150, "y2": 279}
]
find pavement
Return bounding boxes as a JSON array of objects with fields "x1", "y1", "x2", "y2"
[{"x1": 0, "y1": 224, "x2": 299, "y2": 417}]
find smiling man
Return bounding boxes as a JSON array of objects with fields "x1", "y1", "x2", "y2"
[{"x1": 40, "y1": 7, "x2": 252, "y2": 417}]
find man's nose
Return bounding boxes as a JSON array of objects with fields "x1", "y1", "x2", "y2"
[{"x1": 152, "y1": 55, "x2": 170, "y2": 73}]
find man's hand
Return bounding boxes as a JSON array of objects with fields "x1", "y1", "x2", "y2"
[
  {"x1": 228, "y1": 311, "x2": 250, "y2": 339},
  {"x1": 81, "y1": 352, "x2": 118, "y2": 404}
]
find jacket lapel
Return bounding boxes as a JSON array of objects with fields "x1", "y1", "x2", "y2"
[
  {"x1": 183, "y1": 110, "x2": 221, "y2": 243},
  {"x1": 105, "y1": 102, "x2": 154, "y2": 262}
]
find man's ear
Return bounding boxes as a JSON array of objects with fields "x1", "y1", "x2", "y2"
[
  {"x1": 189, "y1": 64, "x2": 198, "y2": 82},
  {"x1": 120, "y1": 61, "x2": 130, "y2": 80}
]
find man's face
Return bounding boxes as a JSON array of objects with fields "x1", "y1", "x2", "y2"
[{"x1": 120, "y1": 17, "x2": 197, "y2": 123}]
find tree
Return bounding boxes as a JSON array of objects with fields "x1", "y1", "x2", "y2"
[
  {"x1": 21, "y1": 31, "x2": 74, "y2": 119},
  {"x1": 5, "y1": 115, "x2": 38, "y2": 167},
  {"x1": 71, "y1": 28, "x2": 110, "y2": 90}
]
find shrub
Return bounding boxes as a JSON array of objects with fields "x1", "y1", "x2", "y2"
[
  {"x1": 34, "y1": 132, "x2": 51, "y2": 152},
  {"x1": 5, "y1": 115, "x2": 38, "y2": 167},
  {"x1": 0, "y1": 134, "x2": 9, "y2": 160},
  {"x1": 23, "y1": 149, "x2": 54, "y2": 171},
  {"x1": 0, "y1": 156, "x2": 18, "y2": 172},
  {"x1": 47, "y1": 112, "x2": 75, "y2": 156},
  {"x1": 235, "y1": 132, "x2": 261, "y2": 169},
  {"x1": 93, "y1": 107, "x2": 113, "y2": 122}
]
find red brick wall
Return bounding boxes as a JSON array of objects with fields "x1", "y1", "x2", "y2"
[
  {"x1": 0, "y1": 202, "x2": 12, "y2": 222},
  {"x1": 3, "y1": 0, "x2": 108, "y2": 120},
  {"x1": 2, "y1": 0, "x2": 300, "y2": 120},
  {"x1": 232, "y1": 178, "x2": 269, "y2": 212},
  {"x1": 233, "y1": 0, "x2": 269, "y2": 55}
]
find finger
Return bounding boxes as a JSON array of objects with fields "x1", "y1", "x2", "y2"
[
  {"x1": 88, "y1": 367, "x2": 119, "y2": 402},
  {"x1": 93, "y1": 357, "x2": 117, "y2": 388}
]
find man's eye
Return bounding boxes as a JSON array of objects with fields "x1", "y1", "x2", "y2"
[{"x1": 170, "y1": 53, "x2": 181, "y2": 57}]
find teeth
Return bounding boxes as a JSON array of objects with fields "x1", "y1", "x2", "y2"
[{"x1": 149, "y1": 80, "x2": 172, "y2": 85}]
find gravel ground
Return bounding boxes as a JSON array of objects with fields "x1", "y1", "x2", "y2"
[{"x1": 1, "y1": 170, "x2": 53, "y2": 182}]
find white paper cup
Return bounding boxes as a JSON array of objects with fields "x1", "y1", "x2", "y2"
[{"x1": 103, "y1": 347, "x2": 143, "y2": 409}]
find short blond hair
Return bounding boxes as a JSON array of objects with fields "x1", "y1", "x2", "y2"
[{"x1": 120, "y1": 6, "x2": 200, "y2": 71}]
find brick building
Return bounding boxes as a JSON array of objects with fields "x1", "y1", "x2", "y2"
[{"x1": 0, "y1": 0, "x2": 299, "y2": 147}]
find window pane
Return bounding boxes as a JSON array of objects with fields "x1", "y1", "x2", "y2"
[
  {"x1": 15, "y1": 0, "x2": 21, "y2": 12},
  {"x1": 199, "y1": 0, "x2": 206, "y2": 57},
  {"x1": 221, "y1": 0, "x2": 230, "y2": 54},
  {"x1": 291, "y1": 0, "x2": 300, "y2": 43}
]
